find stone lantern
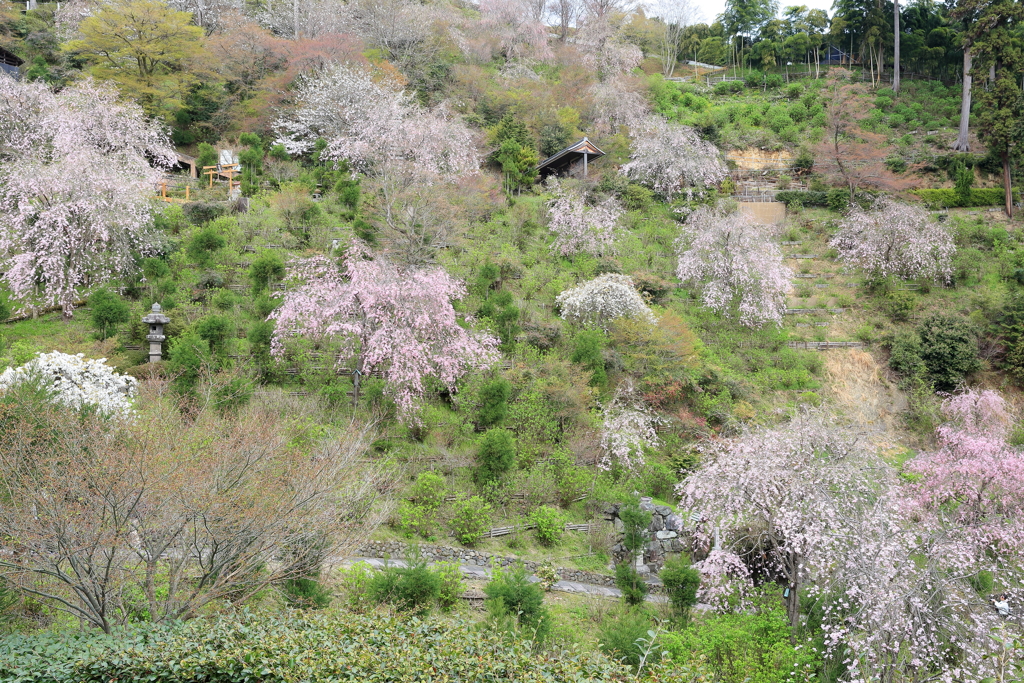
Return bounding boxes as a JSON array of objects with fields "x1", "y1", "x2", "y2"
[{"x1": 142, "y1": 303, "x2": 170, "y2": 364}]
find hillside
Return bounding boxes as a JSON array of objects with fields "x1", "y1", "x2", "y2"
[{"x1": 1, "y1": 0, "x2": 1024, "y2": 681}]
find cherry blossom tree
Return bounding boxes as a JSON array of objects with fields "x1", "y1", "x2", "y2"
[
  {"x1": 589, "y1": 75, "x2": 649, "y2": 135},
  {"x1": 598, "y1": 382, "x2": 662, "y2": 473},
  {"x1": 903, "y1": 389, "x2": 1024, "y2": 568},
  {"x1": 675, "y1": 206, "x2": 791, "y2": 328},
  {"x1": 479, "y1": 0, "x2": 551, "y2": 62},
  {"x1": 830, "y1": 196, "x2": 956, "y2": 282},
  {"x1": 546, "y1": 179, "x2": 622, "y2": 258},
  {"x1": 274, "y1": 62, "x2": 479, "y2": 264},
  {"x1": 270, "y1": 247, "x2": 499, "y2": 420},
  {"x1": 576, "y1": 16, "x2": 642, "y2": 80},
  {"x1": 680, "y1": 411, "x2": 893, "y2": 628},
  {"x1": 556, "y1": 273, "x2": 656, "y2": 329},
  {"x1": 0, "y1": 77, "x2": 174, "y2": 317},
  {"x1": 680, "y1": 409, "x2": 1010, "y2": 681},
  {"x1": 620, "y1": 115, "x2": 727, "y2": 199}
]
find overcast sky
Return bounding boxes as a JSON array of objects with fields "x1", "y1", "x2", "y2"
[{"x1": 682, "y1": 0, "x2": 835, "y2": 25}]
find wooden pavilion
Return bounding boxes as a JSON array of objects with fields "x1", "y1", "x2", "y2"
[
  {"x1": 536, "y1": 137, "x2": 605, "y2": 179},
  {"x1": 0, "y1": 47, "x2": 23, "y2": 80}
]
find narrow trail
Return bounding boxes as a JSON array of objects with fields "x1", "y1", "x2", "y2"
[{"x1": 337, "y1": 557, "x2": 674, "y2": 604}]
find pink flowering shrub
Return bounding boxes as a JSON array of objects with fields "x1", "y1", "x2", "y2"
[
  {"x1": 675, "y1": 207, "x2": 792, "y2": 328},
  {"x1": 270, "y1": 247, "x2": 499, "y2": 421},
  {"x1": 830, "y1": 196, "x2": 956, "y2": 282},
  {"x1": 546, "y1": 180, "x2": 622, "y2": 258},
  {"x1": 479, "y1": 0, "x2": 551, "y2": 62},
  {"x1": 0, "y1": 77, "x2": 174, "y2": 317}
]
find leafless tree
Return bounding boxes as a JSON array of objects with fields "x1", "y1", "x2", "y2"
[
  {"x1": 0, "y1": 390, "x2": 390, "y2": 633},
  {"x1": 649, "y1": 0, "x2": 696, "y2": 77},
  {"x1": 549, "y1": 0, "x2": 583, "y2": 41}
]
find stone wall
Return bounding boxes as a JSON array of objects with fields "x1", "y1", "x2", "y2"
[{"x1": 355, "y1": 539, "x2": 665, "y2": 592}]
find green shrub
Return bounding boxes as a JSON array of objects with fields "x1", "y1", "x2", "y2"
[
  {"x1": 550, "y1": 450, "x2": 590, "y2": 507},
  {"x1": 409, "y1": 471, "x2": 446, "y2": 509},
  {"x1": 661, "y1": 596, "x2": 820, "y2": 683},
  {"x1": 888, "y1": 330, "x2": 926, "y2": 379},
  {"x1": 187, "y1": 226, "x2": 226, "y2": 266},
  {"x1": 953, "y1": 161, "x2": 974, "y2": 205},
  {"x1": 434, "y1": 561, "x2": 465, "y2": 611},
  {"x1": 659, "y1": 556, "x2": 701, "y2": 619},
  {"x1": 775, "y1": 190, "x2": 829, "y2": 207},
  {"x1": 884, "y1": 155, "x2": 907, "y2": 174},
  {"x1": 249, "y1": 253, "x2": 286, "y2": 294},
  {"x1": 913, "y1": 187, "x2": 1019, "y2": 208},
  {"x1": 335, "y1": 561, "x2": 375, "y2": 612},
  {"x1": 475, "y1": 428, "x2": 516, "y2": 483},
  {"x1": 448, "y1": 495, "x2": 492, "y2": 545},
  {"x1": 882, "y1": 291, "x2": 916, "y2": 322},
  {"x1": 826, "y1": 188, "x2": 848, "y2": 212},
  {"x1": 195, "y1": 314, "x2": 232, "y2": 356},
  {"x1": 167, "y1": 332, "x2": 210, "y2": 395},
  {"x1": 597, "y1": 608, "x2": 657, "y2": 672},
  {"x1": 571, "y1": 329, "x2": 607, "y2": 387},
  {"x1": 614, "y1": 562, "x2": 649, "y2": 606},
  {"x1": 791, "y1": 148, "x2": 814, "y2": 174},
  {"x1": 917, "y1": 313, "x2": 980, "y2": 389},
  {"x1": 0, "y1": 610, "x2": 628, "y2": 681},
  {"x1": 622, "y1": 184, "x2": 654, "y2": 211},
  {"x1": 483, "y1": 563, "x2": 551, "y2": 642},
  {"x1": 531, "y1": 506, "x2": 563, "y2": 547},
  {"x1": 281, "y1": 576, "x2": 332, "y2": 610},
  {"x1": 618, "y1": 502, "x2": 652, "y2": 558},
  {"x1": 89, "y1": 288, "x2": 130, "y2": 340},
  {"x1": 196, "y1": 142, "x2": 218, "y2": 169},
  {"x1": 476, "y1": 377, "x2": 511, "y2": 428},
  {"x1": 396, "y1": 502, "x2": 437, "y2": 539},
  {"x1": 368, "y1": 551, "x2": 441, "y2": 615}
]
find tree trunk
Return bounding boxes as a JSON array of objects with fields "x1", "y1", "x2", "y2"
[
  {"x1": 953, "y1": 49, "x2": 972, "y2": 151},
  {"x1": 893, "y1": 0, "x2": 900, "y2": 93},
  {"x1": 1004, "y1": 151, "x2": 1013, "y2": 218}
]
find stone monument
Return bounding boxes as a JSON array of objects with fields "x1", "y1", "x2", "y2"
[{"x1": 142, "y1": 303, "x2": 170, "y2": 364}]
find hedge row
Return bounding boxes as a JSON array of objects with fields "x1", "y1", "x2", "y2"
[
  {"x1": 775, "y1": 190, "x2": 830, "y2": 207},
  {"x1": 0, "y1": 610, "x2": 633, "y2": 683},
  {"x1": 913, "y1": 188, "x2": 1020, "y2": 208}
]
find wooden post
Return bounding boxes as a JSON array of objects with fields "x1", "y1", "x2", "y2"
[
  {"x1": 161, "y1": 181, "x2": 167, "y2": 198},
  {"x1": 185, "y1": 185, "x2": 190, "y2": 201},
  {"x1": 583, "y1": 152, "x2": 588, "y2": 178}
]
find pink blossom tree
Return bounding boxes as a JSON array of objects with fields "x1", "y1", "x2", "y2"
[
  {"x1": 274, "y1": 62, "x2": 479, "y2": 264},
  {"x1": 830, "y1": 196, "x2": 956, "y2": 282},
  {"x1": 620, "y1": 115, "x2": 727, "y2": 199},
  {"x1": 675, "y1": 206, "x2": 792, "y2": 328},
  {"x1": 576, "y1": 16, "x2": 643, "y2": 80},
  {"x1": 546, "y1": 179, "x2": 622, "y2": 258},
  {"x1": 904, "y1": 389, "x2": 1024, "y2": 567},
  {"x1": 598, "y1": 382, "x2": 662, "y2": 473},
  {"x1": 556, "y1": 273, "x2": 656, "y2": 329},
  {"x1": 0, "y1": 77, "x2": 174, "y2": 317},
  {"x1": 589, "y1": 76, "x2": 649, "y2": 134},
  {"x1": 270, "y1": 247, "x2": 499, "y2": 420},
  {"x1": 479, "y1": 0, "x2": 552, "y2": 62}
]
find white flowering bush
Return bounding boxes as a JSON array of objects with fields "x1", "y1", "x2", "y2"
[
  {"x1": 556, "y1": 274, "x2": 656, "y2": 329},
  {"x1": 0, "y1": 351, "x2": 137, "y2": 416}
]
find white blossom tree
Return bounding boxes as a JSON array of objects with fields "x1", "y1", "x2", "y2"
[
  {"x1": 556, "y1": 273, "x2": 656, "y2": 329},
  {"x1": 599, "y1": 383, "x2": 661, "y2": 473},
  {"x1": 546, "y1": 179, "x2": 622, "y2": 258},
  {"x1": 0, "y1": 77, "x2": 174, "y2": 317},
  {"x1": 675, "y1": 206, "x2": 792, "y2": 328},
  {"x1": 830, "y1": 196, "x2": 956, "y2": 282},
  {"x1": 274, "y1": 62, "x2": 479, "y2": 264},
  {"x1": 680, "y1": 410, "x2": 1009, "y2": 681},
  {"x1": 620, "y1": 115, "x2": 726, "y2": 199}
]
